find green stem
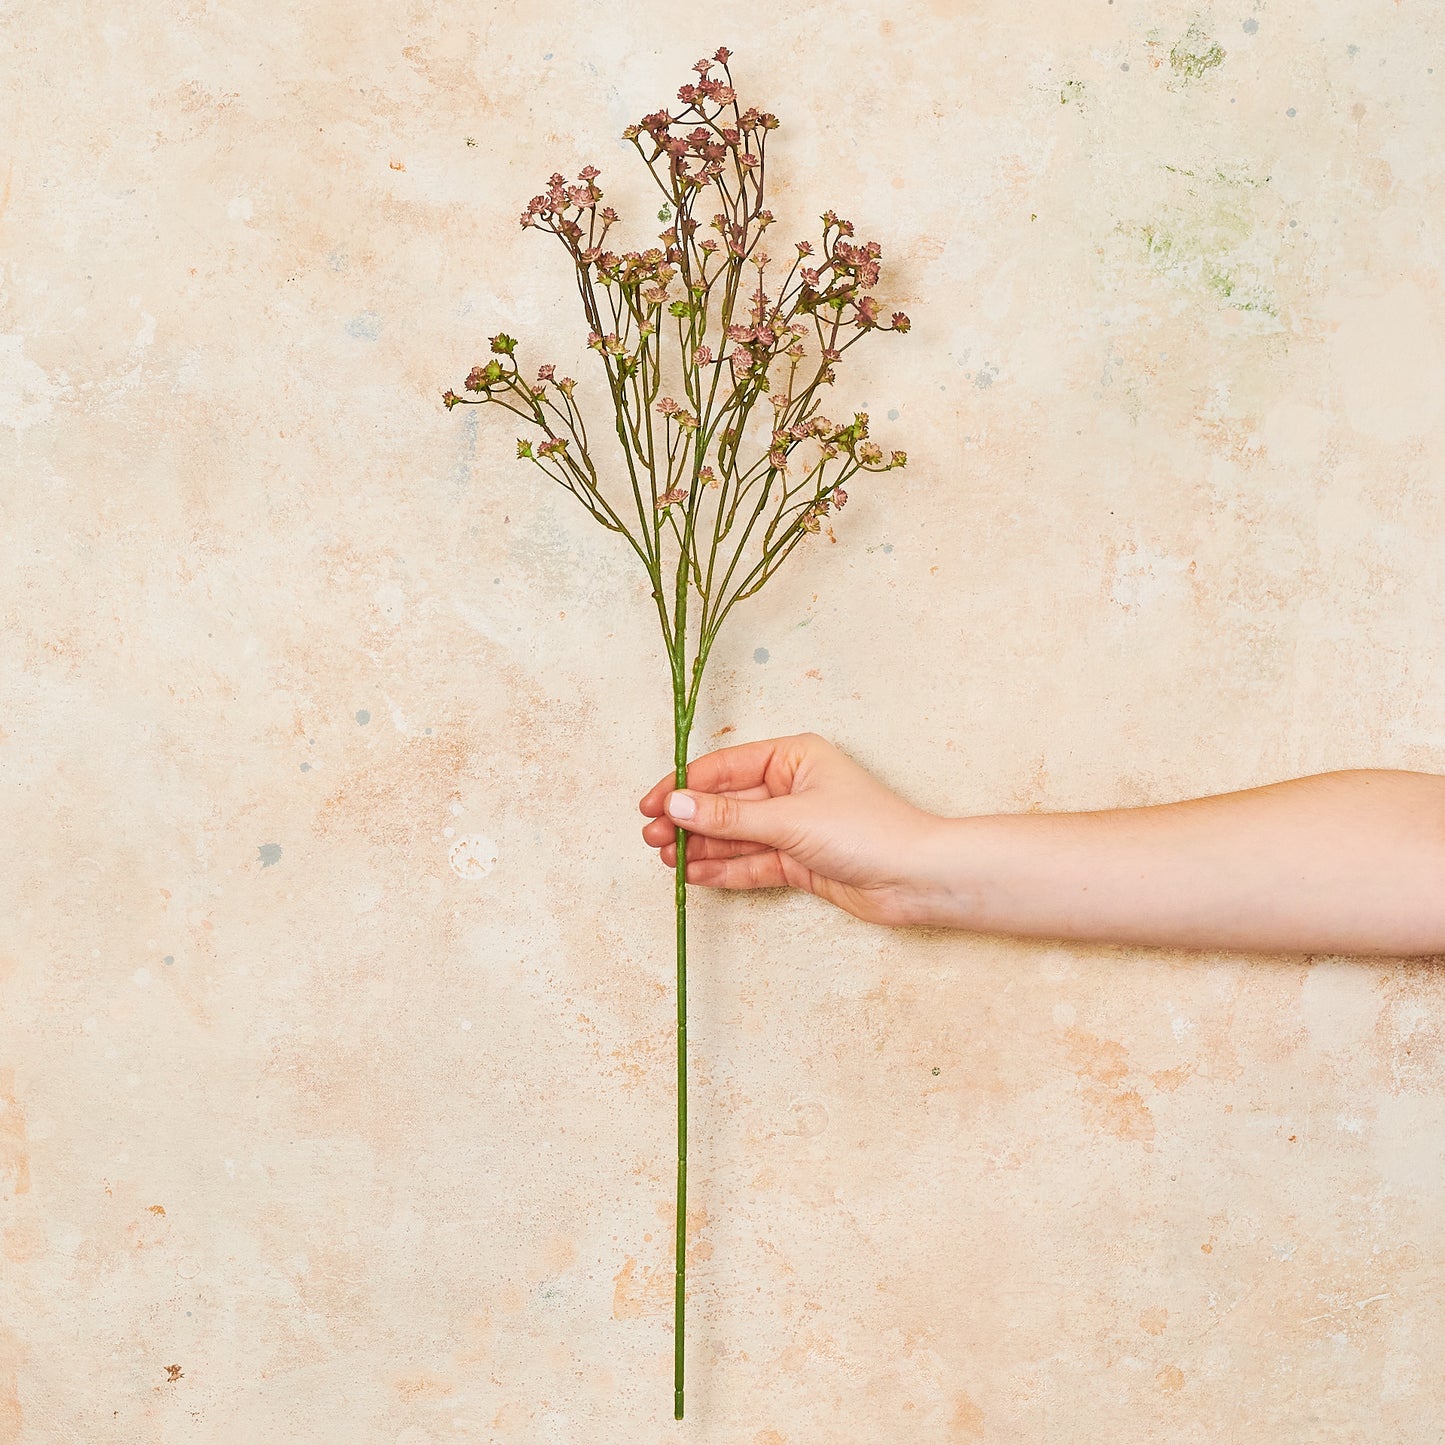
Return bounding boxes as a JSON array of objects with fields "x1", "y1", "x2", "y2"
[
  {"x1": 673, "y1": 685, "x2": 691, "y2": 1421},
  {"x1": 671, "y1": 554, "x2": 700, "y2": 1421}
]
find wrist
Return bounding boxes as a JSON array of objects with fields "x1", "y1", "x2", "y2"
[{"x1": 893, "y1": 811, "x2": 986, "y2": 929}]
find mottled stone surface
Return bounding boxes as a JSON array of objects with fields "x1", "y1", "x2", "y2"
[{"x1": 4, "y1": 2, "x2": 1445, "y2": 1440}]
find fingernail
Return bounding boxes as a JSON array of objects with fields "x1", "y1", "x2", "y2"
[{"x1": 667, "y1": 791, "x2": 697, "y2": 821}]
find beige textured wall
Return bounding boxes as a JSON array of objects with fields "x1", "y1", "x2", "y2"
[{"x1": 5, "y1": 1, "x2": 1445, "y2": 1439}]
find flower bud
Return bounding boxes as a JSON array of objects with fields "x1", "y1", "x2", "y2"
[{"x1": 489, "y1": 333, "x2": 517, "y2": 355}]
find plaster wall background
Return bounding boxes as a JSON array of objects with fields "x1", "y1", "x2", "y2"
[{"x1": 4, "y1": 1, "x2": 1445, "y2": 1439}]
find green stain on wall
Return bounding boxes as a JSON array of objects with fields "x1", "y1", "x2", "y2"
[
  {"x1": 1134, "y1": 165, "x2": 1279, "y2": 318},
  {"x1": 1169, "y1": 23, "x2": 1226, "y2": 81}
]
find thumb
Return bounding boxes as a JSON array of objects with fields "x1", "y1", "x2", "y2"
[{"x1": 666, "y1": 788, "x2": 796, "y2": 848}]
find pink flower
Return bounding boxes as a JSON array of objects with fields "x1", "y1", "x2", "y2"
[
  {"x1": 855, "y1": 295, "x2": 880, "y2": 327},
  {"x1": 714, "y1": 46, "x2": 731, "y2": 64},
  {"x1": 693, "y1": 58, "x2": 712, "y2": 74},
  {"x1": 655, "y1": 487, "x2": 689, "y2": 509},
  {"x1": 694, "y1": 345, "x2": 713, "y2": 366},
  {"x1": 832, "y1": 487, "x2": 848, "y2": 509},
  {"x1": 656, "y1": 396, "x2": 680, "y2": 415},
  {"x1": 578, "y1": 165, "x2": 600, "y2": 181},
  {"x1": 537, "y1": 364, "x2": 555, "y2": 381},
  {"x1": 891, "y1": 312, "x2": 911, "y2": 332}
]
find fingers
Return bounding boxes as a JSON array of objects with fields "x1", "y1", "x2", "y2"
[
  {"x1": 682, "y1": 848, "x2": 793, "y2": 891},
  {"x1": 662, "y1": 785, "x2": 801, "y2": 847},
  {"x1": 638, "y1": 735, "x2": 807, "y2": 815},
  {"x1": 656, "y1": 835, "x2": 773, "y2": 867},
  {"x1": 640, "y1": 785, "x2": 771, "y2": 844}
]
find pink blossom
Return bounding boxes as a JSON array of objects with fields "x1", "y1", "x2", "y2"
[
  {"x1": 656, "y1": 397, "x2": 680, "y2": 415},
  {"x1": 694, "y1": 345, "x2": 713, "y2": 366},
  {"x1": 578, "y1": 165, "x2": 600, "y2": 181},
  {"x1": 714, "y1": 46, "x2": 731, "y2": 64},
  {"x1": 655, "y1": 487, "x2": 689, "y2": 509},
  {"x1": 855, "y1": 295, "x2": 880, "y2": 327},
  {"x1": 832, "y1": 487, "x2": 848, "y2": 509},
  {"x1": 891, "y1": 311, "x2": 911, "y2": 332},
  {"x1": 537, "y1": 364, "x2": 555, "y2": 381}
]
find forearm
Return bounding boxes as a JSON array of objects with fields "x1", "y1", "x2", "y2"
[{"x1": 916, "y1": 770, "x2": 1445, "y2": 956}]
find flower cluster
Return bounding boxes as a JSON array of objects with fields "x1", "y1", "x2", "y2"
[
  {"x1": 520, "y1": 167, "x2": 616, "y2": 241},
  {"x1": 447, "y1": 47, "x2": 913, "y2": 564}
]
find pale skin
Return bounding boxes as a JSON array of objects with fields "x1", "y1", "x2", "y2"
[{"x1": 638, "y1": 732, "x2": 1445, "y2": 957}]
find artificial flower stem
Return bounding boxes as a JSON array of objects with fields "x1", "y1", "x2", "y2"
[
  {"x1": 672, "y1": 705, "x2": 690, "y2": 1422},
  {"x1": 672, "y1": 569, "x2": 694, "y2": 1421}
]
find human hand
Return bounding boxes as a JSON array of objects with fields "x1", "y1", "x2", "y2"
[{"x1": 638, "y1": 732, "x2": 950, "y2": 927}]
